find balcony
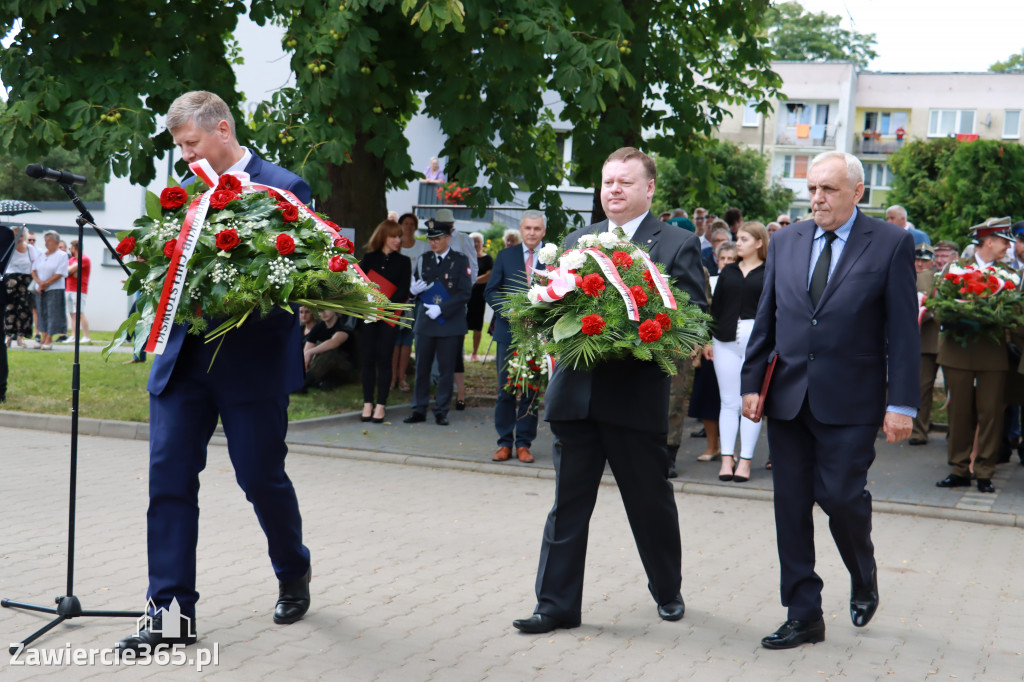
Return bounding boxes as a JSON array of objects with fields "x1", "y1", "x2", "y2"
[
  {"x1": 775, "y1": 124, "x2": 838, "y2": 148},
  {"x1": 854, "y1": 137, "x2": 905, "y2": 155}
]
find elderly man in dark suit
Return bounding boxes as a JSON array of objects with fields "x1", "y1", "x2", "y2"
[
  {"x1": 118, "y1": 91, "x2": 314, "y2": 653},
  {"x1": 513, "y1": 147, "x2": 706, "y2": 634},
  {"x1": 484, "y1": 209, "x2": 547, "y2": 463},
  {"x1": 741, "y1": 151, "x2": 919, "y2": 649}
]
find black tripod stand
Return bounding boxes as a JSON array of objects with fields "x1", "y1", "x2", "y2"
[{"x1": 1, "y1": 181, "x2": 142, "y2": 653}]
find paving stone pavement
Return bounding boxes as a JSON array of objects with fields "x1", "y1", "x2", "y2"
[{"x1": 1, "y1": 426, "x2": 1023, "y2": 681}]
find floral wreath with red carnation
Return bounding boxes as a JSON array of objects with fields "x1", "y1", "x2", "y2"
[{"x1": 925, "y1": 260, "x2": 1024, "y2": 347}]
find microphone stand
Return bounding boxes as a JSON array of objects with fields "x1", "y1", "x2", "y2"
[{"x1": 1, "y1": 183, "x2": 140, "y2": 652}]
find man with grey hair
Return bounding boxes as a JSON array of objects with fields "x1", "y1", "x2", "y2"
[
  {"x1": 119, "y1": 91, "x2": 314, "y2": 654},
  {"x1": 741, "y1": 149, "x2": 918, "y2": 649},
  {"x1": 886, "y1": 204, "x2": 931, "y2": 246},
  {"x1": 485, "y1": 209, "x2": 547, "y2": 463}
]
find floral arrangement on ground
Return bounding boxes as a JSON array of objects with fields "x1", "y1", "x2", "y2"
[
  {"x1": 501, "y1": 231, "x2": 710, "y2": 375},
  {"x1": 926, "y1": 261, "x2": 1024, "y2": 347},
  {"x1": 105, "y1": 168, "x2": 407, "y2": 359},
  {"x1": 502, "y1": 334, "x2": 550, "y2": 403}
]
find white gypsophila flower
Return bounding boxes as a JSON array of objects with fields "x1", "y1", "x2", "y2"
[
  {"x1": 559, "y1": 251, "x2": 587, "y2": 271},
  {"x1": 577, "y1": 234, "x2": 599, "y2": 248},
  {"x1": 267, "y1": 256, "x2": 296, "y2": 287},
  {"x1": 597, "y1": 231, "x2": 621, "y2": 249},
  {"x1": 210, "y1": 262, "x2": 239, "y2": 286},
  {"x1": 537, "y1": 242, "x2": 559, "y2": 265}
]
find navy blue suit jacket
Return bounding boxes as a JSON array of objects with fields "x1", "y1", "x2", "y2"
[
  {"x1": 740, "y1": 210, "x2": 920, "y2": 425},
  {"x1": 483, "y1": 242, "x2": 547, "y2": 346},
  {"x1": 148, "y1": 152, "x2": 312, "y2": 396}
]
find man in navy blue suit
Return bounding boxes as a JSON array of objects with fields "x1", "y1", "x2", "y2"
[
  {"x1": 740, "y1": 151, "x2": 919, "y2": 649},
  {"x1": 484, "y1": 210, "x2": 547, "y2": 464},
  {"x1": 118, "y1": 91, "x2": 313, "y2": 653}
]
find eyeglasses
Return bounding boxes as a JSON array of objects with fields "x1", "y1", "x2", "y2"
[
  {"x1": 27, "y1": 238, "x2": 35, "y2": 243},
  {"x1": 779, "y1": 221, "x2": 790, "y2": 226}
]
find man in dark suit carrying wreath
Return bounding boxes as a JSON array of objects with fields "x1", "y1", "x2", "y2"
[
  {"x1": 118, "y1": 91, "x2": 313, "y2": 653},
  {"x1": 512, "y1": 147, "x2": 706, "y2": 634}
]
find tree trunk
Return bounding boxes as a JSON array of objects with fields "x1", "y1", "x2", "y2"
[{"x1": 322, "y1": 131, "x2": 387, "y2": 257}]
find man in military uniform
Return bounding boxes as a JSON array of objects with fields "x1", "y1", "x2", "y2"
[
  {"x1": 404, "y1": 222, "x2": 473, "y2": 425},
  {"x1": 910, "y1": 244, "x2": 939, "y2": 445},
  {"x1": 936, "y1": 218, "x2": 1014, "y2": 494}
]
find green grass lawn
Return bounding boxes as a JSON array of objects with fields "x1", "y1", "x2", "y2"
[{"x1": 2, "y1": 327, "x2": 499, "y2": 423}]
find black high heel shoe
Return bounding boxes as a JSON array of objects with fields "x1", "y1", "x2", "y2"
[
  {"x1": 360, "y1": 404, "x2": 373, "y2": 422},
  {"x1": 719, "y1": 455, "x2": 735, "y2": 482},
  {"x1": 733, "y1": 458, "x2": 751, "y2": 483},
  {"x1": 371, "y1": 406, "x2": 386, "y2": 424}
]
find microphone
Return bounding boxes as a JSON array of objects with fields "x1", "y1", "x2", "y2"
[{"x1": 25, "y1": 164, "x2": 88, "y2": 186}]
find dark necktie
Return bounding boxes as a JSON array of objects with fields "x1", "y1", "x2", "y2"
[
  {"x1": 436, "y1": 255, "x2": 443, "y2": 266},
  {"x1": 809, "y1": 231, "x2": 837, "y2": 307}
]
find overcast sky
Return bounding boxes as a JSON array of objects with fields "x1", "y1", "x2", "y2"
[{"x1": 796, "y1": 0, "x2": 1024, "y2": 72}]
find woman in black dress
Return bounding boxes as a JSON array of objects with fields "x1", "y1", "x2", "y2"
[
  {"x1": 466, "y1": 232, "x2": 493, "y2": 361},
  {"x1": 359, "y1": 220, "x2": 412, "y2": 423}
]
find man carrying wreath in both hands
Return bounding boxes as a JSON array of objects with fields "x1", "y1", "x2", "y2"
[
  {"x1": 513, "y1": 147, "x2": 706, "y2": 634},
  {"x1": 118, "y1": 91, "x2": 314, "y2": 653}
]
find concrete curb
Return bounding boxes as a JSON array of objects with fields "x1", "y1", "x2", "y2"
[{"x1": 2, "y1": 409, "x2": 1020, "y2": 529}]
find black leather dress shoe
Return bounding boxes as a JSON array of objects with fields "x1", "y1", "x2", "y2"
[
  {"x1": 908, "y1": 437, "x2": 927, "y2": 446},
  {"x1": 761, "y1": 618, "x2": 825, "y2": 649},
  {"x1": 403, "y1": 412, "x2": 426, "y2": 424},
  {"x1": 435, "y1": 414, "x2": 449, "y2": 425},
  {"x1": 117, "y1": 615, "x2": 197, "y2": 654},
  {"x1": 936, "y1": 474, "x2": 971, "y2": 488},
  {"x1": 850, "y1": 563, "x2": 879, "y2": 627},
  {"x1": 273, "y1": 567, "x2": 311, "y2": 624},
  {"x1": 657, "y1": 594, "x2": 685, "y2": 621},
  {"x1": 977, "y1": 478, "x2": 995, "y2": 493},
  {"x1": 512, "y1": 613, "x2": 580, "y2": 634}
]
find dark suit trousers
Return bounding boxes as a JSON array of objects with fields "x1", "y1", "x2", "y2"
[
  {"x1": 534, "y1": 420, "x2": 682, "y2": 620},
  {"x1": 494, "y1": 341, "x2": 539, "y2": 447},
  {"x1": 767, "y1": 397, "x2": 877, "y2": 621},
  {"x1": 412, "y1": 334, "x2": 460, "y2": 416},
  {"x1": 147, "y1": 335, "x2": 310, "y2": 618}
]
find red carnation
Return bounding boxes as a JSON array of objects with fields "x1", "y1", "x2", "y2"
[
  {"x1": 655, "y1": 312, "x2": 671, "y2": 331},
  {"x1": 163, "y1": 239, "x2": 177, "y2": 259},
  {"x1": 210, "y1": 190, "x2": 239, "y2": 210},
  {"x1": 1007, "y1": 282, "x2": 1017, "y2": 290},
  {"x1": 159, "y1": 186, "x2": 188, "y2": 210},
  {"x1": 276, "y1": 234, "x2": 296, "y2": 255},
  {"x1": 277, "y1": 202, "x2": 300, "y2": 223},
  {"x1": 216, "y1": 174, "x2": 242, "y2": 192},
  {"x1": 630, "y1": 284, "x2": 648, "y2": 307},
  {"x1": 643, "y1": 270, "x2": 656, "y2": 290},
  {"x1": 638, "y1": 319, "x2": 663, "y2": 343},
  {"x1": 328, "y1": 255, "x2": 349, "y2": 272},
  {"x1": 581, "y1": 314, "x2": 606, "y2": 336},
  {"x1": 334, "y1": 236, "x2": 355, "y2": 254},
  {"x1": 215, "y1": 228, "x2": 241, "y2": 251},
  {"x1": 581, "y1": 273, "x2": 606, "y2": 297},
  {"x1": 612, "y1": 250, "x2": 634, "y2": 270},
  {"x1": 115, "y1": 236, "x2": 136, "y2": 256}
]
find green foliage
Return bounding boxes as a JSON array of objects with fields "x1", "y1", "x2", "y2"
[
  {"x1": 653, "y1": 139, "x2": 793, "y2": 222},
  {"x1": 765, "y1": 1, "x2": 877, "y2": 68},
  {"x1": 0, "y1": 146, "x2": 105, "y2": 202},
  {"x1": 888, "y1": 139, "x2": 1024, "y2": 245},
  {"x1": 989, "y1": 49, "x2": 1024, "y2": 73}
]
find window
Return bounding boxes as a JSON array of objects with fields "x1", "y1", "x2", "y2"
[
  {"x1": 862, "y1": 110, "x2": 908, "y2": 135},
  {"x1": 785, "y1": 102, "x2": 830, "y2": 127},
  {"x1": 782, "y1": 155, "x2": 811, "y2": 179},
  {"x1": 928, "y1": 109, "x2": 975, "y2": 137},
  {"x1": 1004, "y1": 110, "x2": 1021, "y2": 139},
  {"x1": 859, "y1": 162, "x2": 894, "y2": 206},
  {"x1": 742, "y1": 102, "x2": 760, "y2": 127}
]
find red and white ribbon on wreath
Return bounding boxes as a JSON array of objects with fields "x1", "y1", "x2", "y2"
[
  {"x1": 631, "y1": 248, "x2": 677, "y2": 310},
  {"x1": 529, "y1": 248, "x2": 640, "y2": 321},
  {"x1": 146, "y1": 159, "x2": 356, "y2": 354}
]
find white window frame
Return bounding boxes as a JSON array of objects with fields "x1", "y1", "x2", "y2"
[
  {"x1": 1003, "y1": 110, "x2": 1021, "y2": 139},
  {"x1": 742, "y1": 102, "x2": 760, "y2": 127},
  {"x1": 928, "y1": 109, "x2": 975, "y2": 137}
]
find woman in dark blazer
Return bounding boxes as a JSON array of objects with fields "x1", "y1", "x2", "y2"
[
  {"x1": 359, "y1": 219, "x2": 411, "y2": 423},
  {"x1": 703, "y1": 221, "x2": 768, "y2": 483}
]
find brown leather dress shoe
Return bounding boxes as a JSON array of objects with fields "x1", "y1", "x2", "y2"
[
  {"x1": 492, "y1": 446, "x2": 512, "y2": 462},
  {"x1": 516, "y1": 446, "x2": 535, "y2": 463}
]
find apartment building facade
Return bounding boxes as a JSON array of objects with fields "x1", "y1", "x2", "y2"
[{"x1": 717, "y1": 62, "x2": 1024, "y2": 219}]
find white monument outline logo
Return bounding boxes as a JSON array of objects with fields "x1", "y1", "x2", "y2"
[{"x1": 136, "y1": 598, "x2": 195, "y2": 639}]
